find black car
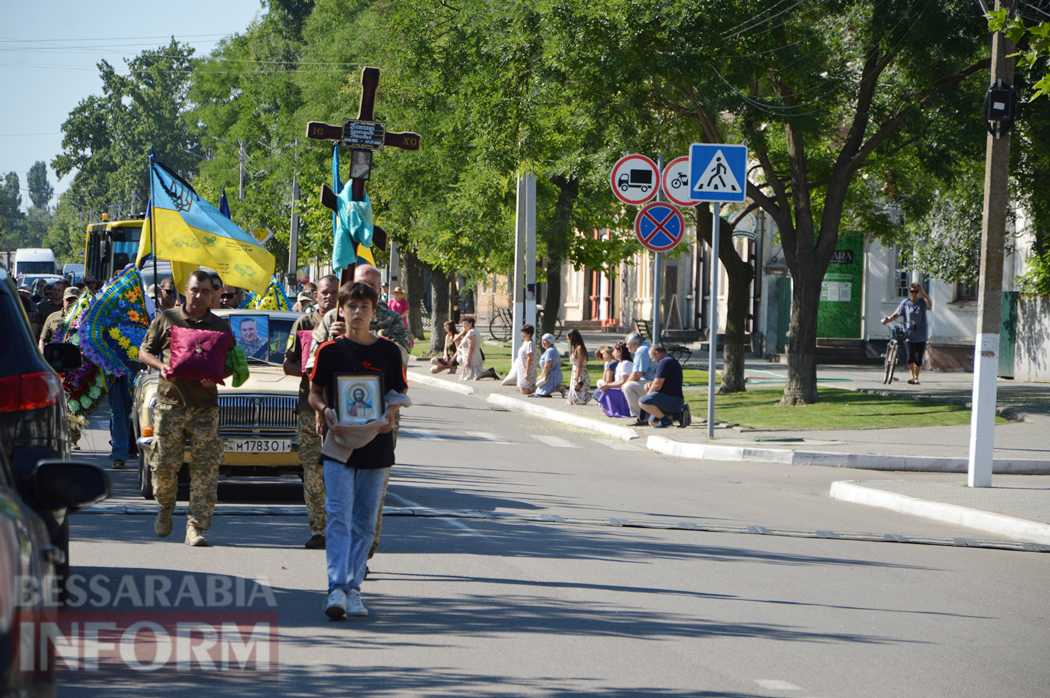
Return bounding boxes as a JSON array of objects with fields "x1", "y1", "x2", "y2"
[
  {"x1": 1, "y1": 439, "x2": 110, "y2": 695},
  {"x1": 0, "y1": 267, "x2": 102, "y2": 603}
]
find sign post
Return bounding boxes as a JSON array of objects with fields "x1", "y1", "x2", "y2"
[{"x1": 689, "y1": 143, "x2": 748, "y2": 438}]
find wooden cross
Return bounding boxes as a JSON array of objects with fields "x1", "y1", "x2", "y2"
[{"x1": 306, "y1": 67, "x2": 420, "y2": 282}]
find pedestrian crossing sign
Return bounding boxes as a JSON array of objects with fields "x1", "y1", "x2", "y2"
[{"x1": 689, "y1": 143, "x2": 748, "y2": 203}]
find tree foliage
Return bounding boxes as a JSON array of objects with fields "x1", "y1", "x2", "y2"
[{"x1": 52, "y1": 39, "x2": 201, "y2": 219}]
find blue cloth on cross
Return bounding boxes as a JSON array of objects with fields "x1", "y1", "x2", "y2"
[{"x1": 331, "y1": 143, "x2": 375, "y2": 274}]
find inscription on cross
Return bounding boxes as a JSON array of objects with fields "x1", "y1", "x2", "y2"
[{"x1": 306, "y1": 66, "x2": 420, "y2": 280}]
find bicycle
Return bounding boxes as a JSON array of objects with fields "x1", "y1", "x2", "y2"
[
  {"x1": 883, "y1": 323, "x2": 908, "y2": 385},
  {"x1": 488, "y1": 306, "x2": 564, "y2": 342}
]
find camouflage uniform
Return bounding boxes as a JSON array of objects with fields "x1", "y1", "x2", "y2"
[
  {"x1": 287, "y1": 310, "x2": 327, "y2": 537},
  {"x1": 298, "y1": 409, "x2": 325, "y2": 536},
  {"x1": 151, "y1": 402, "x2": 222, "y2": 530},
  {"x1": 141, "y1": 306, "x2": 234, "y2": 539}
]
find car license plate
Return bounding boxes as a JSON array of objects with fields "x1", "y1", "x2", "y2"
[{"x1": 224, "y1": 439, "x2": 292, "y2": 454}]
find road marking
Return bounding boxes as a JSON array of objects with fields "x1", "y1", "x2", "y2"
[
  {"x1": 530, "y1": 435, "x2": 580, "y2": 449},
  {"x1": 82, "y1": 507, "x2": 1050, "y2": 554},
  {"x1": 588, "y1": 437, "x2": 641, "y2": 451},
  {"x1": 754, "y1": 679, "x2": 802, "y2": 691},
  {"x1": 403, "y1": 429, "x2": 447, "y2": 441},
  {"x1": 466, "y1": 431, "x2": 511, "y2": 443}
]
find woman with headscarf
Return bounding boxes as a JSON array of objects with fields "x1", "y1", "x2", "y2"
[{"x1": 530, "y1": 333, "x2": 564, "y2": 398}]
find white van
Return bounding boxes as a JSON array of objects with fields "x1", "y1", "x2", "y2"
[{"x1": 14, "y1": 249, "x2": 57, "y2": 278}]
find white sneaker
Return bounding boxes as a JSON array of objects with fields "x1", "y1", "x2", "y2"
[
  {"x1": 324, "y1": 589, "x2": 347, "y2": 620},
  {"x1": 346, "y1": 590, "x2": 368, "y2": 616}
]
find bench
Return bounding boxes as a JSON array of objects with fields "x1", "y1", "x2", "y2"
[{"x1": 633, "y1": 319, "x2": 693, "y2": 364}]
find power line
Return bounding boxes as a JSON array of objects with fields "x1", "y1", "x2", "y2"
[
  {"x1": 0, "y1": 33, "x2": 234, "y2": 44},
  {"x1": 721, "y1": 0, "x2": 811, "y2": 40}
]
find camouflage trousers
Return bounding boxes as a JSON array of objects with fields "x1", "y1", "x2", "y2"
[
  {"x1": 368, "y1": 410, "x2": 399, "y2": 559},
  {"x1": 298, "y1": 409, "x2": 326, "y2": 536},
  {"x1": 152, "y1": 403, "x2": 221, "y2": 531}
]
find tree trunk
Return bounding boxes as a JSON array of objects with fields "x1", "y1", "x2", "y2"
[
  {"x1": 542, "y1": 254, "x2": 562, "y2": 336},
  {"x1": 403, "y1": 247, "x2": 425, "y2": 340},
  {"x1": 428, "y1": 267, "x2": 450, "y2": 356},
  {"x1": 542, "y1": 175, "x2": 578, "y2": 337},
  {"x1": 694, "y1": 206, "x2": 753, "y2": 394},
  {"x1": 721, "y1": 269, "x2": 751, "y2": 393},
  {"x1": 778, "y1": 275, "x2": 821, "y2": 405}
]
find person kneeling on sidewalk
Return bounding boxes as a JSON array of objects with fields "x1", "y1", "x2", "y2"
[
  {"x1": 309, "y1": 282, "x2": 409, "y2": 620},
  {"x1": 637, "y1": 345, "x2": 690, "y2": 429}
]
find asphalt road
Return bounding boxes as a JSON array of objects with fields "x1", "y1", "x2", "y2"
[{"x1": 57, "y1": 384, "x2": 1050, "y2": 697}]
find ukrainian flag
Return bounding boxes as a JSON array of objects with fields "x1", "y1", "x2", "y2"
[
  {"x1": 137, "y1": 154, "x2": 275, "y2": 295},
  {"x1": 253, "y1": 275, "x2": 292, "y2": 311}
]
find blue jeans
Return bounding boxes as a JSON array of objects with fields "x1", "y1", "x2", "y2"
[
  {"x1": 639, "y1": 391, "x2": 685, "y2": 417},
  {"x1": 107, "y1": 376, "x2": 130, "y2": 461},
  {"x1": 323, "y1": 461, "x2": 389, "y2": 593}
]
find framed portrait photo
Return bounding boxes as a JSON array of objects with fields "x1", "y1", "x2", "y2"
[
  {"x1": 349, "y1": 148, "x2": 373, "y2": 181},
  {"x1": 231, "y1": 314, "x2": 270, "y2": 361},
  {"x1": 334, "y1": 373, "x2": 385, "y2": 425}
]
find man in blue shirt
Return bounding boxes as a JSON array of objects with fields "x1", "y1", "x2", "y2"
[
  {"x1": 623, "y1": 332, "x2": 657, "y2": 426},
  {"x1": 638, "y1": 345, "x2": 689, "y2": 428},
  {"x1": 882, "y1": 282, "x2": 933, "y2": 385}
]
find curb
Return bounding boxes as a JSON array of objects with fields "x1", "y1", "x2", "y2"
[
  {"x1": 486, "y1": 393, "x2": 640, "y2": 442},
  {"x1": 646, "y1": 436, "x2": 1050, "y2": 473},
  {"x1": 407, "y1": 371, "x2": 476, "y2": 396},
  {"x1": 829, "y1": 481, "x2": 1050, "y2": 545},
  {"x1": 409, "y1": 372, "x2": 1050, "y2": 473}
]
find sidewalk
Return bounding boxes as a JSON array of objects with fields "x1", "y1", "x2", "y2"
[{"x1": 407, "y1": 352, "x2": 1050, "y2": 547}]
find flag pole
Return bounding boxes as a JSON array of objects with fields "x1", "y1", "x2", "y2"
[{"x1": 149, "y1": 151, "x2": 158, "y2": 314}]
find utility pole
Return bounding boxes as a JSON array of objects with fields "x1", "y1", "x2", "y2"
[
  {"x1": 968, "y1": 0, "x2": 1016, "y2": 488},
  {"x1": 238, "y1": 139, "x2": 247, "y2": 201}
]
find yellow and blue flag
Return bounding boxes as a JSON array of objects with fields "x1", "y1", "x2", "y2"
[
  {"x1": 254, "y1": 275, "x2": 292, "y2": 311},
  {"x1": 137, "y1": 153, "x2": 275, "y2": 295},
  {"x1": 136, "y1": 198, "x2": 199, "y2": 293}
]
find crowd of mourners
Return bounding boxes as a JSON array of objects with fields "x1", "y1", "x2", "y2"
[{"x1": 509, "y1": 327, "x2": 692, "y2": 429}]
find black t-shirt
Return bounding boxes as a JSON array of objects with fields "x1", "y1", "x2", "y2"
[
  {"x1": 311, "y1": 336, "x2": 408, "y2": 469},
  {"x1": 654, "y1": 356, "x2": 683, "y2": 398}
]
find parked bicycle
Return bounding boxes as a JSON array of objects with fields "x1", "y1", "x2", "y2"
[
  {"x1": 488, "y1": 306, "x2": 564, "y2": 342},
  {"x1": 883, "y1": 323, "x2": 908, "y2": 385}
]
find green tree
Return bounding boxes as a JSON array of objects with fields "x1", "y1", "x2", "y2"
[
  {"x1": 53, "y1": 40, "x2": 201, "y2": 219},
  {"x1": 26, "y1": 162, "x2": 54, "y2": 211},
  {"x1": 558, "y1": 0, "x2": 992, "y2": 404},
  {"x1": 0, "y1": 173, "x2": 26, "y2": 248}
]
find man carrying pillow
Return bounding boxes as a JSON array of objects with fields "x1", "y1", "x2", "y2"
[{"x1": 139, "y1": 270, "x2": 236, "y2": 547}]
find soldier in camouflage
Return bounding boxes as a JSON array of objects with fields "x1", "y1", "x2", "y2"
[
  {"x1": 307, "y1": 265, "x2": 412, "y2": 564},
  {"x1": 139, "y1": 270, "x2": 236, "y2": 547},
  {"x1": 283, "y1": 274, "x2": 340, "y2": 549}
]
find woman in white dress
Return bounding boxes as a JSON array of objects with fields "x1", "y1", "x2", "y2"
[
  {"x1": 456, "y1": 316, "x2": 484, "y2": 381},
  {"x1": 516, "y1": 324, "x2": 538, "y2": 394}
]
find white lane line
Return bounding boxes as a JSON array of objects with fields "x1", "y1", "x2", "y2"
[
  {"x1": 588, "y1": 437, "x2": 642, "y2": 451},
  {"x1": 530, "y1": 435, "x2": 580, "y2": 449},
  {"x1": 754, "y1": 679, "x2": 803, "y2": 691},
  {"x1": 466, "y1": 431, "x2": 511, "y2": 444},
  {"x1": 403, "y1": 429, "x2": 447, "y2": 441},
  {"x1": 386, "y1": 492, "x2": 480, "y2": 535}
]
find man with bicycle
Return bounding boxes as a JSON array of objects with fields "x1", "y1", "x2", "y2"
[{"x1": 882, "y1": 282, "x2": 933, "y2": 385}]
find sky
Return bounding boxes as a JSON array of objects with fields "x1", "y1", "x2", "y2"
[{"x1": 0, "y1": 0, "x2": 264, "y2": 211}]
